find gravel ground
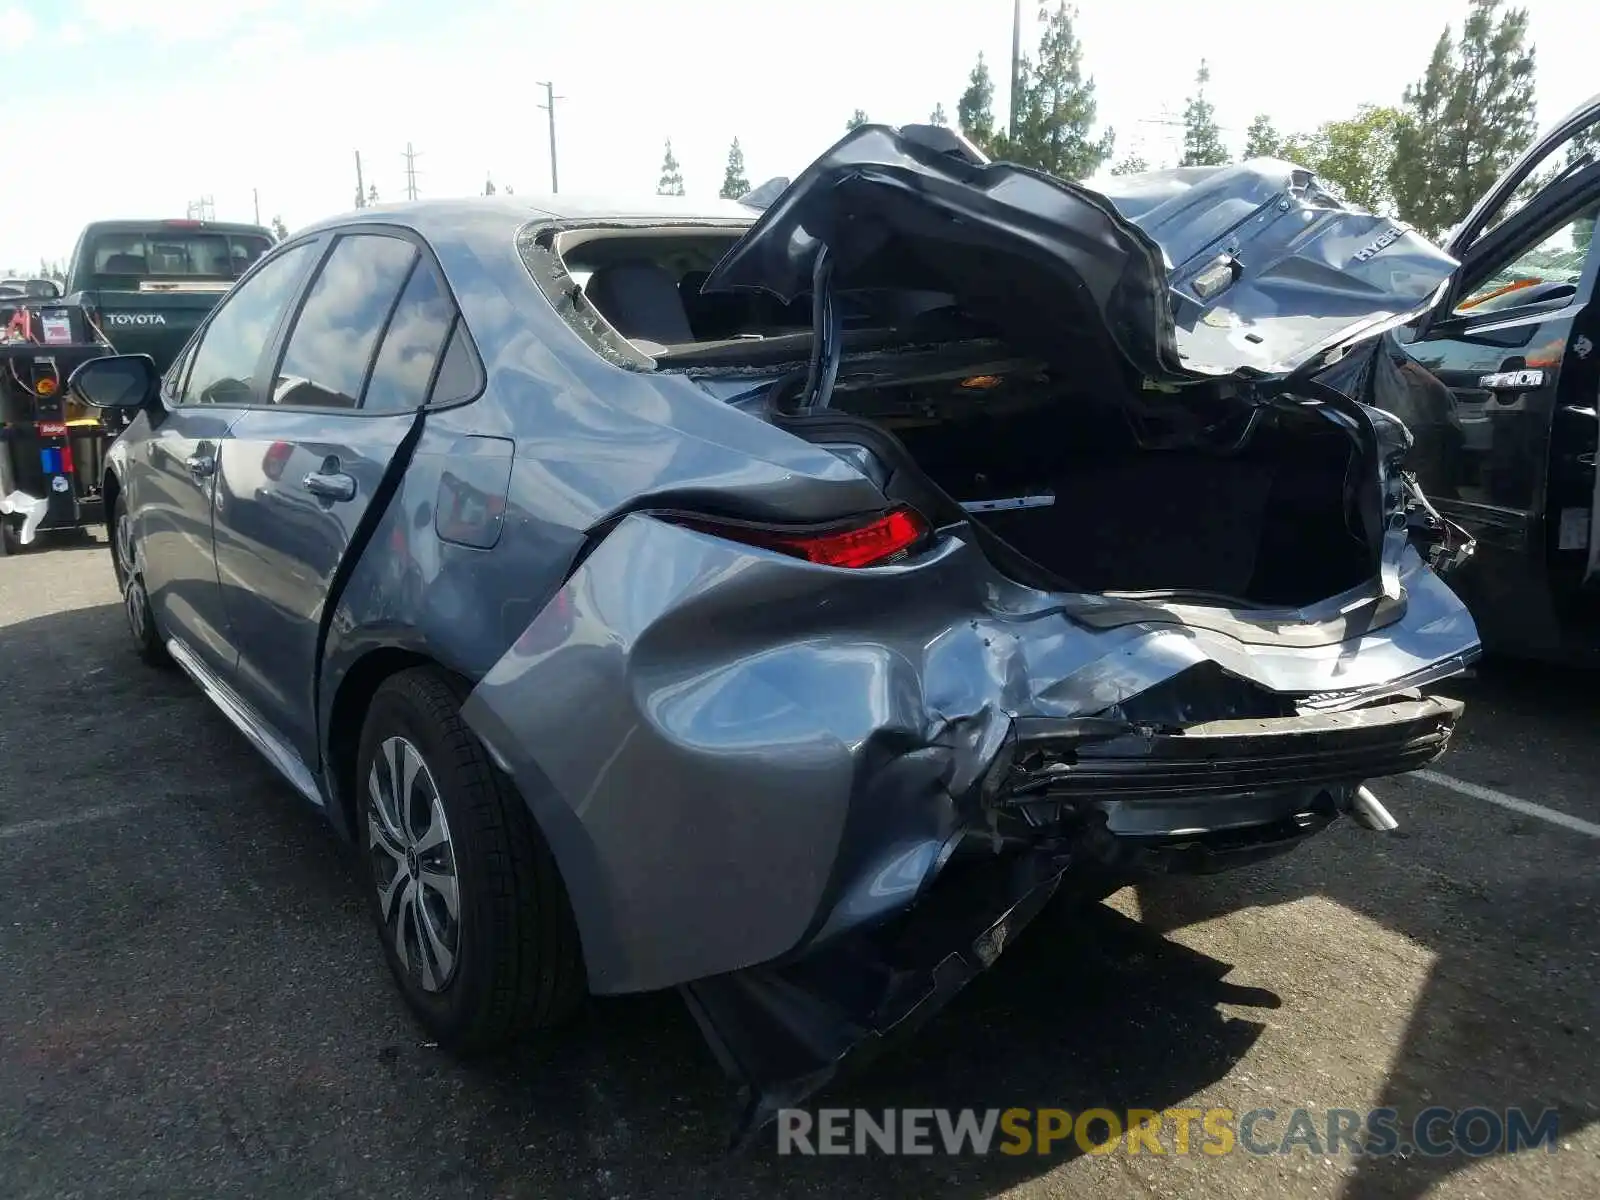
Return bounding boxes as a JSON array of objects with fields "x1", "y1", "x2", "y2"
[{"x1": 2, "y1": 529, "x2": 1596, "y2": 1200}]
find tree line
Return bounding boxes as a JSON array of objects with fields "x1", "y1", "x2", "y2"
[{"x1": 657, "y1": 0, "x2": 1556, "y2": 241}]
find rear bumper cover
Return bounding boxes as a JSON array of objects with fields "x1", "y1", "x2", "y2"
[{"x1": 460, "y1": 514, "x2": 1474, "y2": 1131}]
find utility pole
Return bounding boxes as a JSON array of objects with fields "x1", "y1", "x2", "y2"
[
  {"x1": 1009, "y1": 0, "x2": 1023, "y2": 136},
  {"x1": 537, "y1": 81, "x2": 562, "y2": 193},
  {"x1": 403, "y1": 142, "x2": 421, "y2": 201},
  {"x1": 354, "y1": 149, "x2": 366, "y2": 208},
  {"x1": 253, "y1": 188, "x2": 260, "y2": 225}
]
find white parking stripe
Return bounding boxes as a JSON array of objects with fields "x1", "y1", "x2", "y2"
[
  {"x1": 0, "y1": 803, "x2": 144, "y2": 841},
  {"x1": 1412, "y1": 769, "x2": 1600, "y2": 838}
]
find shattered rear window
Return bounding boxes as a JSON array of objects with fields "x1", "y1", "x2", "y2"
[{"x1": 517, "y1": 220, "x2": 996, "y2": 372}]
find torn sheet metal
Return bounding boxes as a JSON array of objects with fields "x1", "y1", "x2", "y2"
[
  {"x1": 702, "y1": 126, "x2": 1459, "y2": 387},
  {"x1": 458, "y1": 505, "x2": 1477, "y2": 1133}
]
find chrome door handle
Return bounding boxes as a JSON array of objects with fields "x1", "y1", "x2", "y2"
[
  {"x1": 185, "y1": 453, "x2": 216, "y2": 478},
  {"x1": 303, "y1": 471, "x2": 357, "y2": 502},
  {"x1": 1477, "y1": 368, "x2": 1546, "y2": 391}
]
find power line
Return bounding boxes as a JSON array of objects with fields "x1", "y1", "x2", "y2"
[
  {"x1": 537, "y1": 81, "x2": 563, "y2": 193},
  {"x1": 403, "y1": 142, "x2": 421, "y2": 201}
]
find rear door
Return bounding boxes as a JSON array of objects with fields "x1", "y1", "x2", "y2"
[
  {"x1": 131, "y1": 239, "x2": 322, "y2": 678},
  {"x1": 212, "y1": 228, "x2": 462, "y2": 764}
]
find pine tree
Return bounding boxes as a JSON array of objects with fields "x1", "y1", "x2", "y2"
[
  {"x1": 1243, "y1": 114, "x2": 1282, "y2": 159},
  {"x1": 957, "y1": 53, "x2": 998, "y2": 153},
  {"x1": 367, "y1": 184, "x2": 379, "y2": 204},
  {"x1": 1179, "y1": 59, "x2": 1228, "y2": 167},
  {"x1": 657, "y1": 138, "x2": 685, "y2": 196},
  {"x1": 1006, "y1": 3, "x2": 1114, "y2": 180},
  {"x1": 846, "y1": 109, "x2": 870, "y2": 131},
  {"x1": 928, "y1": 102, "x2": 948, "y2": 127},
  {"x1": 719, "y1": 138, "x2": 750, "y2": 199},
  {"x1": 1389, "y1": 0, "x2": 1538, "y2": 238},
  {"x1": 1109, "y1": 154, "x2": 1150, "y2": 176},
  {"x1": 270, "y1": 216, "x2": 288, "y2": 240},
  {"x1": 484, "y1": 175, "x2": 497, "y2": 196}
]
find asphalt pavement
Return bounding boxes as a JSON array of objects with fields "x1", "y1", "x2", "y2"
[{"x1": 1, "y1": 530, "x2": 1596, "y2": 1200}]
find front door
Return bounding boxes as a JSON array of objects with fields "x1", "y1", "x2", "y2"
[
  {"x1": 133, "y1": 240, "x2": 321, "y2": 678},
  {"x1": 212, "y1": 230, "x2": 459, "y2": 764},
  {"x1": 1390, "y1": 102, "x2": 1600, "y2": 654}
]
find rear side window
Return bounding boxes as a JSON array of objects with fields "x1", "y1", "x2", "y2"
[
  {"x1": 362, "y1": 260, "x2": 455, "y2": 413},
  {"x1": 427, "y1": 322, "x2": 484, "y2": 405},
  {"x1": 273, "y1": 233, "x2": 418, "y2": 409},
  {"x1": 181, "y1": 241, "x2": 317, "y2": 406}
]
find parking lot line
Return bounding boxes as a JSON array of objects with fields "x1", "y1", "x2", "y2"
[
  {"x1": 1412, "y1": 769, "x2": 1600, "y2": 837},
  {"x1": 0, "y1": 802, "x2": 144, "y2": 841}
]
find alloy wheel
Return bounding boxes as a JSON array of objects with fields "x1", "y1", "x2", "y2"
[
  {"x1": 114, "y1": 511, "x2": 148, "y2": 641},
  {"x1": 367, "y1": 735, "x2": 461, "y2": 993}
]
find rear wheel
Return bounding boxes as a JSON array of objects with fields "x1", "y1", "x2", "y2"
[
  {"x1": 109, "y1": 494, "x2": 167, "y2": 666},
  {"x1": 357, "y1": 667, "x2": 585, "y2": 1053}
]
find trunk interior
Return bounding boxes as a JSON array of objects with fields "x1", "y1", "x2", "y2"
[{"x1": 830, "y1": 367, "x2": 1374, "y2": 609}]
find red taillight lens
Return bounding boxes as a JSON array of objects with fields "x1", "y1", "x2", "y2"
[
  {"x1": 262, "y1": 440, "x2": 293, "y2": 481},
  {"x1": 665, "y1": 506, "x2": 930, "y2": 568}
]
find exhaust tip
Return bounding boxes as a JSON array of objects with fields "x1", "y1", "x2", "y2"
[{"x1": 1349, "y1": 784, "x2": 1400, "y2": 832}]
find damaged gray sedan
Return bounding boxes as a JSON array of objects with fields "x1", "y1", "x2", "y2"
[{"x1": 71, "y1": 123, "x2": 1480, "y2": 1138}]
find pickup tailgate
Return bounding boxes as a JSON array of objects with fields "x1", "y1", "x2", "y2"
[{"x1": 84, "y1": 283, "x2": 230, "y2": 371}]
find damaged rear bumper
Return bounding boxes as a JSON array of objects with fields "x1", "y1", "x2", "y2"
[{"x1": 458, "y1": 512, "x2": 1475, "y2": 1137}]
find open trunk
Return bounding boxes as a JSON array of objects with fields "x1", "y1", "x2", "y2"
[{"x1": 805, "y1": 364, "x2": 1375, "y2": 610}]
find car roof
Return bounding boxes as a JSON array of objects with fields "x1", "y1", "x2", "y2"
[{"x1": 293, "y1": 194, "x2": 757, "y2": 242}]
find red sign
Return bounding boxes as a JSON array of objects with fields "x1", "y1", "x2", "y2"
[{"x1": 35, "y1": 421, "x2": 68, "y2": 438}]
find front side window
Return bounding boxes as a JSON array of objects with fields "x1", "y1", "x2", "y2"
[
  {"x1": 180, "y1": 241, "x2": 317, "y2": 406},
  {"x1": 272, "y1": 233, "x2": 418, "y2": 409}
]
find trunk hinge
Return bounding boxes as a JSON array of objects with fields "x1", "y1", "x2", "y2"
[{"x1": 800, "y1": 244, "x2": 842, "y2": 410}]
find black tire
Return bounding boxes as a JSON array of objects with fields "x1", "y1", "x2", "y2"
[
  {"x1": 357, "y1": 666, "x2": 585, "y2": 1053},
  {"x1": 108, "y1": 493, "x2": 168, "y2": 667},
  {"x1": 0, "y1": 519, "x2": 15, "y2": 557}
]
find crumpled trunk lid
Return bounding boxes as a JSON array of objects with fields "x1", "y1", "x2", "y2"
[{"x1": 702, "y1": 125, "x2": 1461, "y2": 388}]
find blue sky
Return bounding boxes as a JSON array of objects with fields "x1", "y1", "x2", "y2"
[{"x1": 0, "y1": 0, "x2": 1591, "y2": 270}]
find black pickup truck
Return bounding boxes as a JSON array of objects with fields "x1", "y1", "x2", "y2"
[
  {"x1": 56, "y1": 218, "x2": 275, "y2": 367},
  {"x1": 1, "y1": 218, "x2": 274, "y2": 554}
]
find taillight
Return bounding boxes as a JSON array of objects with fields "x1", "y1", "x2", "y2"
[
  {"x1": 262, "y1": 440, "x2": 293, "y2": 481},
  {"x1": 662, "y1": 506, "x2": 930, "y2": 568}
]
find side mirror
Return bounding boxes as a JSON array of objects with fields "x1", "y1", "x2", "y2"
[
  {"x1": 68, "y1": 354, "x2": 160, "y2": 410},
  {"x1": 25, "y1": 279, "x2": 62, "y2": 299}
]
